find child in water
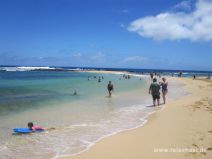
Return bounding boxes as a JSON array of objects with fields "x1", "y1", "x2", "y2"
[{"x1": 27, "y1": 122, "x2": 44, "y2": 131}]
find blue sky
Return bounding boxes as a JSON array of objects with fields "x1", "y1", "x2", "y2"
[{"x1": 0, "y1": 0, "x2": 212, "y2": 70}]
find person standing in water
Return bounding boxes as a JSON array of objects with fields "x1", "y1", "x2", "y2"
[
  {"x1": 149, "y1": 78, "x2": 160, "y2": 106},
  {"x1": 160, "y1": 77, "x2": 168, "y2": 104},
  {"x1": 150, "y1": 73, "x2": 154, "y2": 81},
  {"x1": 107, "y1": 81, "x2": 114, "y2": 97},
  {"x1": 98, "y1": 77, "x2": 101, "y2": 82}
]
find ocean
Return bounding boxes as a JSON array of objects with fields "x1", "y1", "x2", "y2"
[{"x1": 0, "y1": 66, "x2": 199, "y2": 159}]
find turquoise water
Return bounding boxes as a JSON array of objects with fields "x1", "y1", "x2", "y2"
[
  {"x1": 0, "y1": 71, "x2": 156, "y2": 159},
  {"x1": 0, "y1": 71, "x2": 146, "y2": 115}
]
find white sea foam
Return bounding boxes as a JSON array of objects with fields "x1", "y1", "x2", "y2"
[
  {"x1": 0, "y1": 66, "x2": 57, "y2": 72},
  {"x1": 49, "y1": 103, "x2": 156, "y2": 159},
  {"x1": 52, "y1": 105, "x2": 155, "y2": 159},
  {"x1": 0, "y1": 102, "x2": 155, "y2": 159},
  {"x1": 66, "y1": 123, "x2": 101, "y2": 129},
  {"x1": 17, "y1": 66, "x2": 54, "y2": 71}
]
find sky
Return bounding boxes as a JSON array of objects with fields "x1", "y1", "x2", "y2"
[{"x1": 0, "y1": 0, "x2": 212, "y2": 71}]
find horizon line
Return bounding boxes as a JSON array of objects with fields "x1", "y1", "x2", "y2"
[{"x1": 0, "y1": 65, "x2": 212, "y2": 72}]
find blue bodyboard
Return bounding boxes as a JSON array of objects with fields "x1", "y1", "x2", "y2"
[{"x1": 13, "y1": 128, "x2": 44, "y2": 133}]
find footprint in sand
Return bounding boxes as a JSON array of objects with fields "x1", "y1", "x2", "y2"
[{"x1": 192, "y1": 143, "x2": 199, "y2": 148}]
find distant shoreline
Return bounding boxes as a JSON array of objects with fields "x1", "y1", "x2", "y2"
[{"x1": 78, "y1": 69, "x2": 212, "y2": 81}]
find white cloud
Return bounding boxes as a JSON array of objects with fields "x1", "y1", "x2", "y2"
[
  {"x1": 122, "y1": 56, "x2": 148, "y2": 63},
  {"x1": 128, "y1": 0, "x2": 212, "y2": 41}
]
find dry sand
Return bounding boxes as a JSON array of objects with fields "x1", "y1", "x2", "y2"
[{"x1": 62, "y1": 77, "x2": 212, "y2": 159}]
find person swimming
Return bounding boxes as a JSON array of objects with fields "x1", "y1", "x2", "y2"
[
  {"x1": 27, "y1": 122, "x2": 44, "y2": 131},
  {"x1": 27, "y1": 122, "x2": 55, "y2": 132}
]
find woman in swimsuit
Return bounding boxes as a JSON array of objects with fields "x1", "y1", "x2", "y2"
[
  {"x1": 107, "y1": 81, "x2": 114, "y2": 97},
  {"x1": 160, "y1": 78, "x2": 168, "y2": 104}
]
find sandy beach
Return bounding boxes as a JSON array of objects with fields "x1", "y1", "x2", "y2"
[
  {"x1": 78, "y1": 70, "x2": 129, "y2": 75},
  {"x1": 61, "y1": 76, "x2": 212, "y2": 159},
  {"x1": 1, "y1": 0, "x2": 212, "y2": 158}
]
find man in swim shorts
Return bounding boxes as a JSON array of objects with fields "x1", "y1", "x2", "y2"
[{"x1": 149, "y1": 78, "x2": 160, "y2": 106}]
